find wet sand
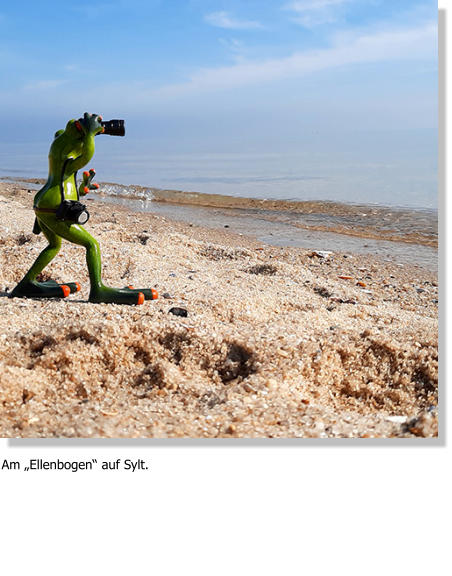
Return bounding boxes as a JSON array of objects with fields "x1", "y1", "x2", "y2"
[{"x1": 0, "y1": 182, "x2": 438, "y2": 438}]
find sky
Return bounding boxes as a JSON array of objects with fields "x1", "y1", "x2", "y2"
[
  {"x1": 0, "y1": 0, "x2": 437, "y2": 141},
  {"x1": 0, "y1": 1, "x2": 438, "y2": 205}
]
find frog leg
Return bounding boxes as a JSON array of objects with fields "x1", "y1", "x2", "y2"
[
  {"x1": 10, "y1": 223, "x2": 72, "y2": 299},
  {"x1": 42, "y1": 217, "x2": 145, "y2": 305}
]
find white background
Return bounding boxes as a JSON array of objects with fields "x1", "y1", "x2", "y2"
[{"x1": 0, "y1": 5, "x2": 450, "y2": 575}]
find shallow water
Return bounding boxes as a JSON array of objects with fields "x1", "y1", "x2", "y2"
[
  {"x1": 4, "y1": 177, "x2": 438, "y2": 271},
  {"x1": 93, "y1": 182, "x2": 436, "y2": 242},
  {"x1": 90, "y1": 189, "x2": 438, "y2": 272}
]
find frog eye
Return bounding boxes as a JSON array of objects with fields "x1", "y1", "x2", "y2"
[{"x1": 75, "y1": 121, "x2": 83, "y2": 133}]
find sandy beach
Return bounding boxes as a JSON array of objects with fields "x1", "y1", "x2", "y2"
[{"x1": 0, "y1": 181, "x2": 438, "y2": 438}]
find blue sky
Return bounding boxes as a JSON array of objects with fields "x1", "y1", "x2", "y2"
[{"x1": 0, "y1": 0, "x2": 437, "y2": 153}]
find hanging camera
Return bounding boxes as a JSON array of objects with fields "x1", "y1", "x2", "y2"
[{"x1": 56, "y1": 200, "x2": 90, "y2": 225}]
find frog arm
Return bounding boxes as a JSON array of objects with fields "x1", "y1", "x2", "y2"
[{"x1": 65, "y1": 134, "x2": 96, "y2": 175}]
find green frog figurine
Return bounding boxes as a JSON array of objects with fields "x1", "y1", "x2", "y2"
[{"x1": 11, "y1": 112, "x2": 157, "y2": 305}]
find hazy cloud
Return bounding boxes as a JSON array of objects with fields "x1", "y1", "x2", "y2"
[
  {"x1": 285, "y1": 0, "x2": 353, "y2": 27},
  {"x1": 204, "y1": 11, "x2": 263, "y2": 30},
  {"x1": 150, "y1": 21, "x2": 436, "y2": 100},
  {"x1": 24, "y1": 79, "x2": 67, "y2": 91},
  {"x1": 218, "y1": 37, "x2": 246, "y2": 62}
]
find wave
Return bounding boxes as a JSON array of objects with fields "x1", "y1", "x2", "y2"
[{"x1": 96, "y1": 183, "x2": 437, "y2": 248}]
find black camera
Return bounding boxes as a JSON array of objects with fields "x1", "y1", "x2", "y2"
[
  {"x1": 56, "y1": 200, "x2": 90, "y2": 225},
  {"x1": 100, "y1": 119, "x2": 125, "y2": 136}
]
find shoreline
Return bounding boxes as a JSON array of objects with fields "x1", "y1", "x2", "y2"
[
  {"x1": 0, "y1": 181, "x2": 438, "y2": 438},
  {"x1": 91, "y1": 194, "x2": 438, "y2": 272},
  {"x1": 1, "y1": 174, "x2": 437, "y2": 246},
  {"x1": 1, "y1": 176, "x2": 437, "y2": 272}
]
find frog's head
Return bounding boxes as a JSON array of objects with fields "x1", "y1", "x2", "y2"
[
  {"x1": 49, "y1": 113, "x2": 104, "y2": 168},
  {"x1": 71, "y1": 112, "x2": 104, "y2": 137},
  {"x1": 55, "y1": 112, "x2": 104, "y2": 140}
]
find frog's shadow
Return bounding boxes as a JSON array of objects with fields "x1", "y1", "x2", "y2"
[{"x1": 0, "y1": 291, "x2": 89, "y2": 304}]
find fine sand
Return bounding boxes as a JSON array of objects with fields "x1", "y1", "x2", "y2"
[{"x1": 0, "y1": 182, "x2": 438, "y2": 438}]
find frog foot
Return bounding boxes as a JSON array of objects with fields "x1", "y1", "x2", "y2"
[
  {"x1": 39, "y1": 280, "x2": 81, "y2": 294},
  {"x1": 10, "y1": 280, "x2": 76, "y2": 299},
  {"x1": 123, "y1": 285, "x2": 159, "y2": 300},
  {"x1": 89, "y1": 286, "x2": 145, "y2": 305}
]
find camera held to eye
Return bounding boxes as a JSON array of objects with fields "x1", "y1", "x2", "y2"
[{"x1": 100, "y1": 119, "x2": 125, "y2": 136}]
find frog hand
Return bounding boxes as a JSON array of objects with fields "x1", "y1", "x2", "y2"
[
  {"x1": 80, "y1": 112, "x2": 104, "y2": 136},
  {"x1": 79, "y1": 168, "x2": 99, "y2": 196}
]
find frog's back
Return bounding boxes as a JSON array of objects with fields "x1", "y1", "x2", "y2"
[
  {"x1": 34, "y1": 128, "x2": 78, "y2": 209},
  {"x1": 33, "y1": 181, "x2": 61, "y2": 209}
]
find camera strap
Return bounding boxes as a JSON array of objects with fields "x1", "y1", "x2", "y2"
[{"x1": 34, "y1": 207, "x2": 57, "y2": 214}]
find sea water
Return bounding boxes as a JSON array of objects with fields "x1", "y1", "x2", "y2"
[
  {"x1": 0, "y1": 129, "x2": 437, "y2": 210},
  {"x1": 0, "y1": 134, "x2": 438, "y2": 270}
]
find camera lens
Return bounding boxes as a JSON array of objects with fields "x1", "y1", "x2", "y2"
[
  {"x1": 77, "y1": 211, "x2": 90, "y2": 225},
  {"x1": 100, "y1": 119, "x2": 125, "y2": 136}
]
